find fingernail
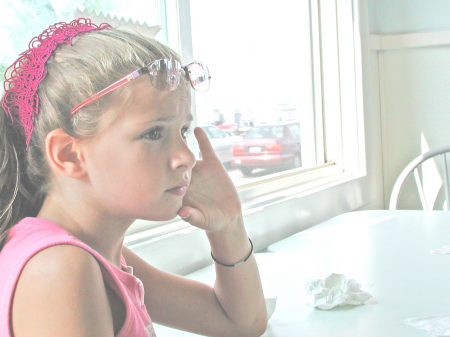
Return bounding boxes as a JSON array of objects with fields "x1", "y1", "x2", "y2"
[{"x1": 180, "y1": 214, "x2": 190, "y2": 219}]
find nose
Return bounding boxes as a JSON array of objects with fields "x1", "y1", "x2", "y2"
[{"x1": 170, "y1": 136, "x2": 197, "y2": 171}]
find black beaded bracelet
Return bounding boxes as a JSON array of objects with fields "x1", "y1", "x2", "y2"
[{"x1": 211, "y1": 238, "x2": 253, "y2": 267}]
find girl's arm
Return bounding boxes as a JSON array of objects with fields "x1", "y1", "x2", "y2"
[
  {"x1": 123, "y1": 243, "x2": 267, "y2": 337},
  {"x1": 12, "y1": 245, "x2": 115, "y2": 337},
  {"x1": 125, "y1": 127, "x2": 267, "y2": 337}
]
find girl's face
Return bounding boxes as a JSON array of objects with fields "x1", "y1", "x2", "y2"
[{"x1": 81, "y1": 77, "x2": 196, "y2": 222}]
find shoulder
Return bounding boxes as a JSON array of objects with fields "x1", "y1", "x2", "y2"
[
  {"x1": 12, "y1": 244, "x2": 115, "y2": 337},
  {"x1": 18, "y1": 244, "x2": 102, "y2": 289},
  {"x1": 23, "y1": 243, "x2": 97, "y2": 271},
  {"x1": 16, "y1": 244, "x2": 102, "y2": 291}
]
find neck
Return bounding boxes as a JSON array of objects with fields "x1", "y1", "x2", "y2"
[{"x1": 37, "y1": 195, "x2": 133, "y2": 268}]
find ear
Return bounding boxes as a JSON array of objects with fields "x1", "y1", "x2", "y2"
[{"x1": 45, "y1": 129, "x2": 86, "y2": 179}]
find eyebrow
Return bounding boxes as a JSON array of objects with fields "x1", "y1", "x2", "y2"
[{"x1": 140, "y1": 113, "x2": 194, "y2": 125}]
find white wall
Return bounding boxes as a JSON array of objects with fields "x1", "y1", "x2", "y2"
[
  {"x1": 369, "y1": 0, "x2": 450, "y2": 209},
  {"x1": 370, "y1": 0, "x2": 450, "y2": 34}
]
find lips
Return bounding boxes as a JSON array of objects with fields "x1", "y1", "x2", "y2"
[
  {"x1": 166, "y1": 180, "x2": 190, "y2": 197},
  {"x1": 166, "y1": 185, "x2": 187, "y2": 197}
]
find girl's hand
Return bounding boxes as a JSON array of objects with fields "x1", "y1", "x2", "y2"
[{"x1": 178, "y1": 127, "x2": 241, "y2": 232}]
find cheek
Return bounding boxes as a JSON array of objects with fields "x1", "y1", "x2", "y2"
[
  {"x1": 86, "y1": 145, "x2": 181, "y2": 220},
  {"x1": 95, "y1": 145, "x2": 165, "y2": 195},
  {"x1": 86, "y1": 141, "x2": 132, "y2": 189}
]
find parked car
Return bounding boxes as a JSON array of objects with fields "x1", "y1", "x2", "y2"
[
  {"x1": 223, "y1": 130, "x2": 237, "y2": 138},
  {"x1": 237, "y1": 120, "x2": 254, "y2": 136},
  {"x1": 216, "y1": 123, "x2": 239, "y2": 131},
  {"x1": 200, "y1": 125, "x2": 242, "y2": 166},
  {"x1": 231, "y1": 121, "x2": 301, "y2": 176}
]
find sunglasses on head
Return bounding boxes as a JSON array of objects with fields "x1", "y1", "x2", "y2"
[{"x1": 70, "y1": 58, "x2": 211, "y2": 115}]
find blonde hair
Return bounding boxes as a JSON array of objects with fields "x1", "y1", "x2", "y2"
[{"x1": 0, "y1": 27, "x2": 187, "y2": 248}]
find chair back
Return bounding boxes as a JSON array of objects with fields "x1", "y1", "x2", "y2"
[{"x1": 389, "y1": 145, "x2": 450, "y2": 210}]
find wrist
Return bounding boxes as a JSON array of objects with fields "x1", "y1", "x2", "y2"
[
  {"x1": 211, "y1": 238, "x2": 253, "y2": 267},
  {"x1": 206, "y1": 214, "x2": 252, "y2": 266},
  {"x1": 205, "y1": 212, "x2": 244, "y2": 236}
]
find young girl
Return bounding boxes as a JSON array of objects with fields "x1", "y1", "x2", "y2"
[{"x1": 0, "y1": 18, "x2": 267, "y2": 337}]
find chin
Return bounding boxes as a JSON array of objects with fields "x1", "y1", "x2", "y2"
[
  {"x1": 163, "y1": 213, "x2": 179, "y2": 221},
  {"x1": 141, "y1": 210, "x2": 180, "y2": 222},
  {"x1": 134, "y1": 200, "x2": 184, "y2": 222}
]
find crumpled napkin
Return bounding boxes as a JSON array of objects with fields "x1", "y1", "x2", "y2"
[
  {"x1": 305, "y1": 273, "x2": 372, "y2": 310},
  {"x1": 431, "y1": 245, "x2": 450, "y2": 254},
  {"x1": 405, "y1": 314, "x2": 450, "y2": 336}
]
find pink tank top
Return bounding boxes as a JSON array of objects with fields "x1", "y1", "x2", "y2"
[{"x1": 0, "y1": 217, "x2": 157, "y2": 337}]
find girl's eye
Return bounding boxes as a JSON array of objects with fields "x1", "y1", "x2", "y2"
[
  {"x1": 143, "y1": 127, "x2": 163, "y2": 140},
  {"x1": 182, "y1": 126, "x2": 193, "y2": 139}
]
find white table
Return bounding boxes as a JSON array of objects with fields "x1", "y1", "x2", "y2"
[{"x1": 154, "y1": 210, "x2": 450, "y2": 336}]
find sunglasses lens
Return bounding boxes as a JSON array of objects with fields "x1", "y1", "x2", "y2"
[
  {"x1": 187, "y1": 62, "x2": 210, "y2": 92},
  {"x1": 148, "y1": 59, "x2": 181, "y2": 91}
]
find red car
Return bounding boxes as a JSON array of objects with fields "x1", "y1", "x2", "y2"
[{"x1": 231, "y1": 121, "x2": 301, "y2": 176}]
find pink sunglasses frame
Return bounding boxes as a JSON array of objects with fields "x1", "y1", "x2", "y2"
[{"x1": 70, "y1": 59, "x2": 210, "y2": 116}]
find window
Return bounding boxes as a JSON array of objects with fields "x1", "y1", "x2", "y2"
[{"x1": 189, "y1": 0, "x2": 319, "y2": 181}]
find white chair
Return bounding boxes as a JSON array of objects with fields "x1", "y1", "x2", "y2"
[{"x1": 389, "y1": 145, "x2": 450, "y2": 210}]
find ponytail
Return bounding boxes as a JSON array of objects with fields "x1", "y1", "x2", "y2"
[{"x1": 0, "y1": 105, "x2": 39, "y2": 250}]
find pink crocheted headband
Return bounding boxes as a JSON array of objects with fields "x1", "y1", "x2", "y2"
[{"x1": 1, "y1": 18, "x2": 111, "y2": 147}]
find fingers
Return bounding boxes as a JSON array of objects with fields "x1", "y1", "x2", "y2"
[
  {"x1": 194, "y1": 127, "x2": 218, "y2": 162},
  {"x1": 178, "y1": 206, "x2": 207, "y2": 229}
]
